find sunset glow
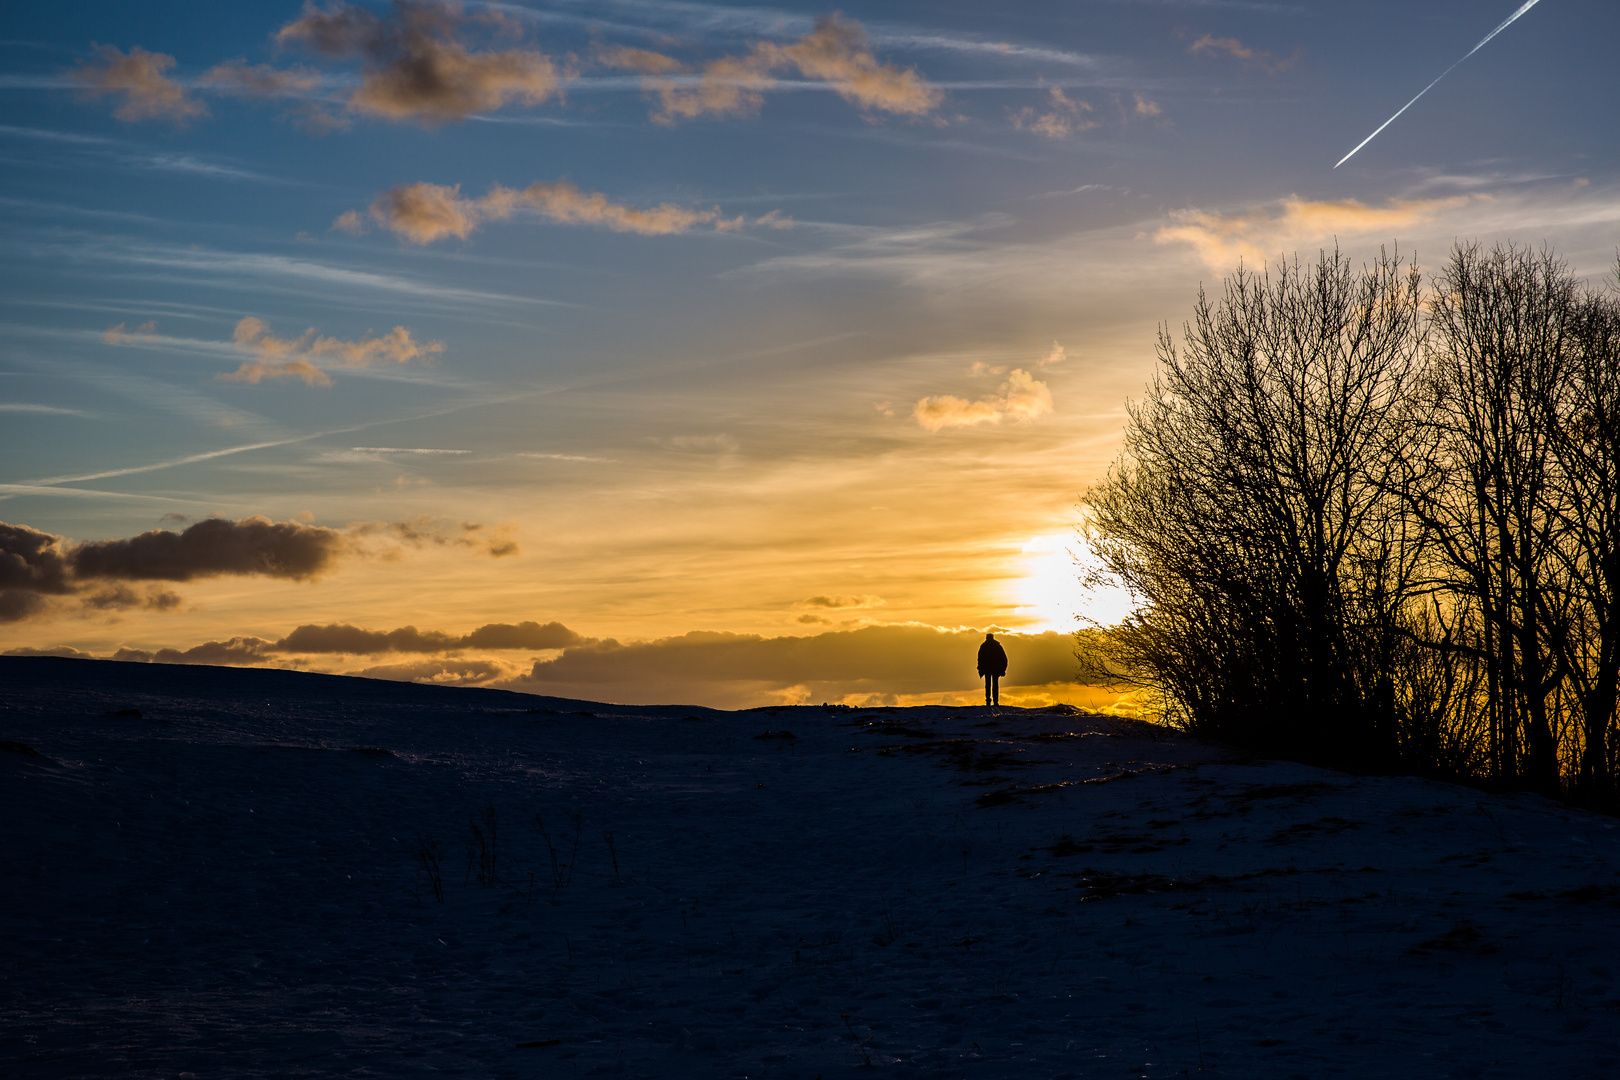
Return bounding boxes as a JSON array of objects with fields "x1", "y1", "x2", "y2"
[{"x1": 2, "y1": 1, "x2": 1615, "y2": 706}]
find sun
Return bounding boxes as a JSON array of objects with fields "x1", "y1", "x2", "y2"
[{"x1": 1012, "y1": 534, "x2": 1136, "y2": 633}]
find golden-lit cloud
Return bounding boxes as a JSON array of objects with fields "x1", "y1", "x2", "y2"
[
  {"x1": 1186, "y1": 33, "x2": 1301, "y2": 75},
  {"x1": 1010, "y1": 87, "x2": 1096, "y2": 138},
  {"x1": 603, "y1": 13, "x2": 940, "y2": 124},
  {"x1": 102, "y1": 320, "x2": 158, "y2": 345},
  {"x1": 594, "y1": 45, "x2": 685, "y2": 76},
  {"x1": 275, "y1": 0, "x2": 560, "y2": 124},
  {"x1": 1154, "y1": 194, "x2": 1473, "y2": 269},
  {"x1": 914, "y1": 369, "x2": 1054, "y2": 432},
  {"x1": 765, "y1": 14, "x2": 941, "y2": 116},
  {"x1": 353, "y1": 179, "x2": 779, "y2": 244},
  {"x1": 218, "y1": 315, "x2": 443, "y2": 385},
  {"x1": 1129, "y1": 92, "x2": 1162, "y2": 119},
  {"x1": 486, "y1": 182, "x2": 723, "y2": 235},
  {"x1": 71, "y1": 45, "x2": 208, "y2": 124}
]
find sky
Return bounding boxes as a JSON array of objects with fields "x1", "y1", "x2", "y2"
[{"x1": 2, "y1": 0, "x2": 1617, "y2": 708}]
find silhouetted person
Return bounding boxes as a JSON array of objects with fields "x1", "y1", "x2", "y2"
[{"x1": 977, "y1": 632, "x2": 1008, "y2": 707}]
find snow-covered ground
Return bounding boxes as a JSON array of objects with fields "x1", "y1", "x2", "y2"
[{"x1": 3, "y1": 656, "x2": 1619, "y2": 1079}]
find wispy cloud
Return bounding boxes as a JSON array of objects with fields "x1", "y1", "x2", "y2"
[
  {"x1": 216, "y1": 316, "x2": 444, "y2": 386},
  {"x1": 70, "y1": 45, "x2": 208, "y2": 124},
  {"x1": 599, "y1": 13, "x2": 941, "y2": 123},
  {"x1": 914, "y1": 368, "x2": 1054, "y2": 432},
  {"x1": 1010, "y1": 86, "x2": 1097, "y2": 138},
  {"x1": 45, "y1": 235, "x2": 556, "y2": 308},
  {"x1": 347, "y1": 179, "x2": 783, "y2": 243},
  {"x1": 0, "y1": 403, "x2": 92, "y2": 417},
  {"x1": 1185, "y1": 33, "x2": 1300, "y2": 75},
  {"x1": 1154, "y1": 194, "x2": 1473, "y2": 268}
]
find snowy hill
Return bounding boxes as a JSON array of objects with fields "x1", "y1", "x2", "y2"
[{"x1": 3, "y1": 656, "x2": 1618, "y2": 1078}]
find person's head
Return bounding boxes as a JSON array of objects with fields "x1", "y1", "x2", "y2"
[{"x1": 985, "y1": 632, "x2": 995, "y2": 640}]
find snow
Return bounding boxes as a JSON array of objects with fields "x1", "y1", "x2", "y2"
[{"x1": 3, "y1": 654, "x2": 1619, "y2": 1078}]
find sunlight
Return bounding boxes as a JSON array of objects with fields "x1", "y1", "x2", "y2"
[{"x1": 1012, "y1": 533, "x2": 1136, "y2": 632}]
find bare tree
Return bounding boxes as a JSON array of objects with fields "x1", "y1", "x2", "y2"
[
  {"x1": 1083, "y1": 247, "x2": 1424, "y2": 767},
  {"x1": 1542, "y1": 272, "x2": 1620, "y2": 805},
  {"x1": 1417, "y1": 244, "x2": 1583, "y2": 796}
]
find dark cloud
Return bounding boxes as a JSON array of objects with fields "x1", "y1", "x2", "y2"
[
  {"x1": 112, "y1": 638, "x2": 276, "y2": 666},
  {"x1": 276, "y1": 0, "x2": 560, "y2": 124},
  {"x1": 0, "y1": 522, "x2": 75, "y2": 595},
  {"x1": 271, "y1": 619, "x2": 586, "y2": 654},
  {"x1": 0, "y1": 514, "x2": 508, "y2": 624},
  {"x1": 3, "y1": 645, "x2": 97, "y2": 659},
  {"x1": 70, "y1": 516, "x2": 348, "y2": 582},
  {"x1": 511, "y1": 625, "x2": 1079, "y2": 704},
  {"x1": 0, "y1": 591, "x2": 52, "y2": 624},
  {"x1": 274, "y1": 623, "x2": 457, "y2": 654},
  {"x1": 461, "y1": 620, "x2": 584, "y2": 650},
  {"x1": 799, "y1": 594, "x2": 883, "y2": 609},
  {"x1": 79, "y1": 585, "x2": 185, "y2": 612}
]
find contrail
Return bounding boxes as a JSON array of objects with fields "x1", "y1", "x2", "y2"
[{"x1": 1335, "y1": 0, "x2": 1548, "y2": 168}]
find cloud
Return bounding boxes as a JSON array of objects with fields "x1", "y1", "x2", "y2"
[
  {"x1": 662, "y1": 433, "x2": 740, "y2": 455},
  {"x1": 200, "y1": 59, "x2": 324, "y2": 98},
  {"x1": 20, "y1": 619, "x2": 589, "y2": 673},
  {"x1": 510, "y1": 624, "x2": 1081, "y2": 707},
  {"x1": 603, "y1": 13, "x2": 941, "y2": 124},
  {"x1": 71, "y1": 45, "x2": 208, "y2": 124},
  {"x1": 112, "y1": 637, "x2": 276, "y2": 667},
  {"x1": 1186, "y1": 33, "x2": 1300, "y2": 75},
  {"x1": 1010, "y1": 87, "x2": 1096, "y2": 139},
  {"x1": 0, "y1": 514, "x2": 516, "y2": 623},
  {"x1": 69, "y1": 516, "x2": 349, "y2": 582},
  {"x1": 1037, "y1": 341, "x2": 1066, "y2": 367},
  {"x1": 594, "y1": 45, "x2": 685, "y2": 76},
  {"x1": 913, "y1": 368, "x2": 1054, "y2": 432},
  {"x1": 217, "y1": 315, "x2": 443, "y2": 385},
  {"x1": 1, "y1": 515, "x2": 342, "y2": 622},
  {"x1": 765, "y1": 14, "x2": 942, "y2": 116},
  {"x1": 79, "y1": 585, "x2": 184, "y2": 613},
  {"x1": 272, "y1": 618, "x2": 587, "y2": 654},
  {"x1": 348, "y1": 515, "x2": 519, "y2": 558},
  {"x1": 353, "y1": 658, "x2": 522, "y2": 685},
  {"x1": 355, "y1": 179, "x2": 764, "y2": 244},
  {"x1": 1128, "y1": 92, "x2": 1162, "y2": 119},
  {"x1": 798, "y1": 594, "x2": 884, "y2": 610},
  {"x1": 103, "y1": 320, "x2": 158, "y2": 345},
  {"x1": 0, "y1": 521, "x2": 75, "y2": 597},
  {"x1": 276, "y1": 0, "x2": 560, "y2": 124},
  {"x1": 1154, "y1": 194, "x2": 1473, "y2": 269}
]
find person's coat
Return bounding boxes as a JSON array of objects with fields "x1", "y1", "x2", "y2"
[{"x1": 977, "y1": 638, "x2": 1008, "y2": 678}]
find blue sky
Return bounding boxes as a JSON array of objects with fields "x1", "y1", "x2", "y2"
[{"x1": 2, "y1": 0, "x2": 1616, "y2": 705}]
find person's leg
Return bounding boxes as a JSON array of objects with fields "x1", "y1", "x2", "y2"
[
  {"x1": 990, "y1": 674, "x2": 999, "y2": 706},
  {"x1": 984, "y1": 675, "x2": 992, "y2": 706}
]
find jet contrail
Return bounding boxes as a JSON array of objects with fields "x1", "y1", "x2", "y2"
[{"x1": 1335, "y1": 0, "x2": 1548, "y2": 168}]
